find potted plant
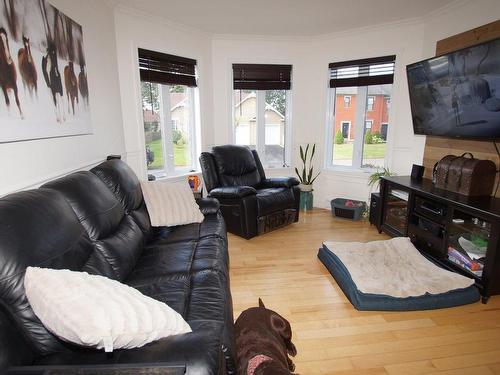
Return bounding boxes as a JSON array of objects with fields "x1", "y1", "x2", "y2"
[
  {"x1": 295, "y1": 143, "x2": 320, "y2": 210},
  {"x1": 368, "y1": 167, "x2": 393, "y2": 190},
  {"x1": 364, "y1": 167, "x2": 394, "y2": 218}
]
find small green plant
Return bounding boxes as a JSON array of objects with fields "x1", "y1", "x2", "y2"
[
  {"x1": 364, "y1": 129, "x2": 373, "y2": 144},
  {"x1": 334, "y1": 130, "x2": 344, "y2": 145},
  {"x1": 295, "y1": 143, "x2": 320, "y2": 185},
  {"x1": 368, "y1": 167, "x2": 394, "y2": 189}
]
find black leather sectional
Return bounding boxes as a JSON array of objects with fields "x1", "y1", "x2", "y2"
[
  {"x1": 200, "y1": 145, "x2": 300, "y2": 239},
  {"x1": 0, "y1": 159, "x2": 235, "y2": 374}
]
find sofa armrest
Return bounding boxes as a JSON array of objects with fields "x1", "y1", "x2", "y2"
[
  {"x1": 196, "y1": 197, "x2": 220, "y2": 215},
  {"x1": 209, "y1": 186, "x2": 256, "y2": 199},
  {"x1": 260, "y1": 177, "x2": 299, "y2": 189}
]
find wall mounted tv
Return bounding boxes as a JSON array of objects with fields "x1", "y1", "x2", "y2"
[{"x1": 406, "y1": 37, "x2": 500, "y2": 139}]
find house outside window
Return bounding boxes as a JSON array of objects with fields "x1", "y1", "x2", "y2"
[
  {"x1": 326, "y1": 55, "x2": 395, "y2": 169},
  {"x1": 343, "y1": 95, "x2": 351, "y2": 108},
  {"x1": 232, "y1": 64, "x2": 292, "y2": 168},
  {"x1": 139, "y1": 49, "x2": 199, "y2": 178}
]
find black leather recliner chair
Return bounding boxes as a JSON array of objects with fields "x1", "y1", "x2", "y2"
[{"x1": 200, "y1": 145, "x2": 300, "y2": 239}]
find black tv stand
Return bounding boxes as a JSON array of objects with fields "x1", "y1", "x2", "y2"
[{"x1": 379, "y1": 176, "x2": 500, "y2": 303}]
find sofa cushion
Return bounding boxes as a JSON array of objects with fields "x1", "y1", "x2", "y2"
[
  {"x1": 212, "y1": 145, "x2": 262, "y2": 188},
  {"x1": 42, "y1": 172, "x2": 143, "y2": 281},
  {"x1": 0, "y1": 189, "x2": 95, "y2": 355},
  {"x1": 128, "y1": 241, "x2": 196, "y2": 280},
  {"x1": 255, "y1": 187, "x2": 296, "y2": 217},
  {"x1": 127, "y1": 275, "x2": 191, "y2": 316},
  {"x1": 186, "y1": 270, "x2": 228, "y2": 322},
  {"x1": 91, "y1": 160, "x2": 152, "y2": 241},
  {"x1": 128, "y1": 221, "x2": 228, "y2": 282},
  {"x1": 154, "y1": 212, "x2": 227, "y2": 244}
]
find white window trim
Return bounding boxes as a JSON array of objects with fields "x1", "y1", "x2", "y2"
[
  {"x1": 325, "y1": 86, "x2": 391, "y2": 173},
  {"x1": 365, "y1": 120, "x2": 373, "y2": 129},
  {"x1": 148, "y1": 85, "x2": 199, "y2": 178}
]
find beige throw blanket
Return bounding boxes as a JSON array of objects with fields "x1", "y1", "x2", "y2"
[{"x1": 323, "y1": 237, "x2": 475, "y2": 298}]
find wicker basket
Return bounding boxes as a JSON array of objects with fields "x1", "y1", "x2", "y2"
[{"x1": 331, "y1": 198, "x2": 366, "y2": 220}]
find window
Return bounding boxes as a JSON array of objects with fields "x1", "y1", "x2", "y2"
[
  {"x1": 326, "y1": 55, "x2": 395, "y2": 169},
  {"x1": 139, "y1": 48, "x2": 199, "y2": 178},
  {"x1": 232, "y1": 64, "x2": 292, "y2": 168},
  {"x1": 367, "y1": 96, "x2": 375, "y2": 111},
  {"x1": 343, "y1": 95, "x2": 351, "y2": 108}
]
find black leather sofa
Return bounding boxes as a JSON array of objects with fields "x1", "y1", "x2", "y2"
[
  {"x1": 0, "y1": 159, "x2": 235, "y2": 375},
  {"x1": 200, "y1": 145, "x2": 300, "y2": 239}
]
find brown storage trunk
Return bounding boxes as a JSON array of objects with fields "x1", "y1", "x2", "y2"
[{"x1": 434, "y1": 153, "x2": 496, "y2": 196}]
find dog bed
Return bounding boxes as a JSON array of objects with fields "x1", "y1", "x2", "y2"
[{"x1": 318, "y1": 237, "x2": 480, "y2": 311}]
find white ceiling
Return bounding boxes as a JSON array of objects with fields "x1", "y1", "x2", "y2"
[{"x1": 111, "y1": 0, "x2": 457, "y2": 36}]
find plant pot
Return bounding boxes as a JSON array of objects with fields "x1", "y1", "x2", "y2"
[
  {"x1": 300, "y1": 190, "x2": 313, "y2": 211},
  {"x1": 299, "y1": 184, "x2": 313, "y2": 192}
]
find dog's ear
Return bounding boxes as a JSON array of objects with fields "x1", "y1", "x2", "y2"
[
  {"x1": 258, "y1": 298, "x2": 265, "y2": 308},
  {"x1": 270, "y1": 314, "x2": 297, "y2": 357}
]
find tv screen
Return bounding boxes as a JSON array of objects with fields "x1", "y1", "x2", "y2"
[{"x1": 406, "y1": 37, "x2": 500, "y2": 139}]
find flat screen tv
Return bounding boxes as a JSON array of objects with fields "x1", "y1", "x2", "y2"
[{"x1": 406, "y1": 37, "x2": 500, "y2": 139}]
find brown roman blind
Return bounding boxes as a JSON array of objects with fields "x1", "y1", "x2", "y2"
[
  {"x1": 139, "y1": 48, "x2": 197, "y2": 87},
  {"x1": 233, "y1": 64, "x2": 292, "y2": 90},
  {"x1": 329, "y1": 55, "x2": 396, "y2": 88}
]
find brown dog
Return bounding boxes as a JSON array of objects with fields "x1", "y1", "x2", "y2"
[{"x1": 235, "y1": 299, "x2": 297, "y2": 375}]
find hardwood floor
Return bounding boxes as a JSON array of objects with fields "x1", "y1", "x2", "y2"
[{"x1": 228, "y1": 209, "x2": 500, "y2": 375}]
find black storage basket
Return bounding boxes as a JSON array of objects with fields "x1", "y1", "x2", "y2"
[{"x1": 331, "y1": 198, "x2": 366, "y2": 221}]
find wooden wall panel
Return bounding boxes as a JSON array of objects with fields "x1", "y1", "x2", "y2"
[{"x1": 421, "y1": 20, "x2": 500, "y2": 196}]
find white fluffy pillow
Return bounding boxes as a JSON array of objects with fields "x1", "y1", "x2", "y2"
[
  {"x1": 24, "y1": 267, "x2": 191, "y2": 352},
  {"x1": 140, "y1": 181, "x2": 204, "y2": 227}
]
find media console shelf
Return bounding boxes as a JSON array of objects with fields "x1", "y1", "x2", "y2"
[{"x1": 380, "y1": 176, "x2": 500, "y2": 303}]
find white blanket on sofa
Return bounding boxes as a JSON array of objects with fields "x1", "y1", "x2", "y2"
[{"x1": 323, "y1": 237, "x2": 475, "y2": 298}]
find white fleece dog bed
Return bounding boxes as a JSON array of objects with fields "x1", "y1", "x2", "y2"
[{"x1": 318, "y1": 237, "x2": 480, "y2": 310}]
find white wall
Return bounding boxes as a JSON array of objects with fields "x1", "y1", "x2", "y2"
[
  {"x1": 0, "y1": 0, "x2": 125, "y2": 196},
  {"x1": 210, "y1": 1, "x2": 500, "y2": 209},
  {"x1": 113, "y1": 7, "x2": 214, "y2": 180},
  {"x1": 422, "y1": 0, "x2": 500, "y2": 58},
  {"x1": 212, "y1": 21, "x2": 427, "y2": 208}
]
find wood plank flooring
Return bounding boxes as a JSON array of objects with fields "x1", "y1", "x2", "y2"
[{"x1": 228, "y1": 209, "x2": 500, "y2": 375}]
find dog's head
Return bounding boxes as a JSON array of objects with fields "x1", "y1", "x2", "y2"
[{"x1": 257, "y1": 298, "x2": 297, "y2": 358}]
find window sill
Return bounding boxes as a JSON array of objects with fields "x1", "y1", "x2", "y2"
[
  {"x1": 322, "y1": 166, "x2": 374, "y2": 178},
  {"x1": 149, "y1": 170, "x2": 201, "y2": 182}
]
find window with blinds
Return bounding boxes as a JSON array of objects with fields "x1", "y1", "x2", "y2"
[
  {"x1": 139, "y1": 48, "x2": 197, "y2": 87},
  {"x1": 232, "y1": 64, "x2": 293, "y2": 168},
  {"x1": 138, "y1": 48, "x2": 199, "y2": 178},
  {"x1": 329, "y1": 55, "x2": 396, "y2": 88},
  {"x1": 326, "y1": 55, "x2": 396, "y2": 170}
]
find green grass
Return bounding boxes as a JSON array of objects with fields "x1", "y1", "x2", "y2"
[
  {"x1": 146, "y1": 139, "x2": 191, "y2": 170},
  {"x1": 333, "y1": 143, "x2": 386, "y2": 160}
]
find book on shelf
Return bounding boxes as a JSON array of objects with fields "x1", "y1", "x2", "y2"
[{"x1": 448, "y1": 247, "x2": 483, "y2": 275}]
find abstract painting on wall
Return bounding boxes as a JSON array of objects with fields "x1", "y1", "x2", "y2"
[{"x1": 0, "y1": 0, "x2": 90, "y2": 143}]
